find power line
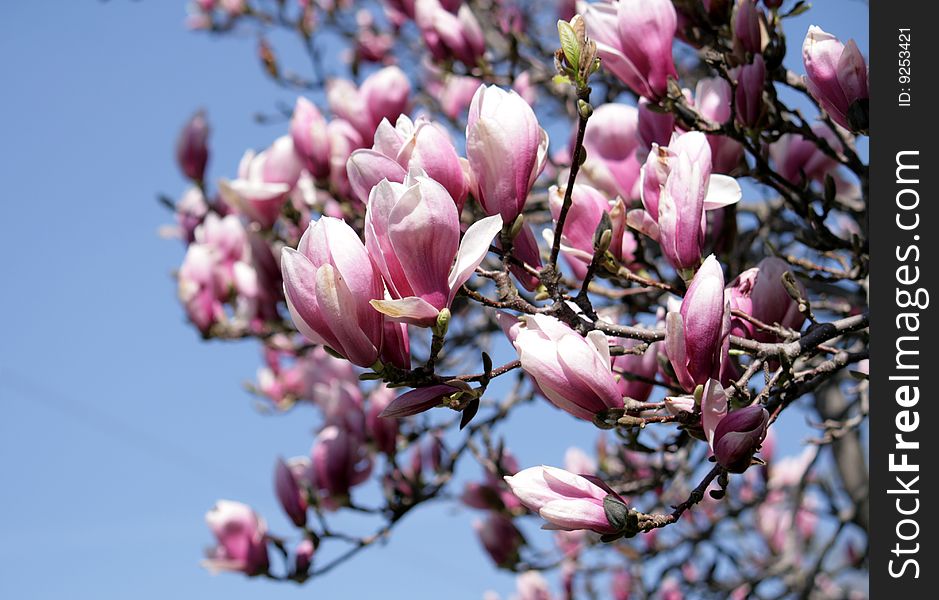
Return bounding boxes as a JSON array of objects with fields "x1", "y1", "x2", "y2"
[{"x1": 0, "y1": 368, "x2": 243, "y2": 489}]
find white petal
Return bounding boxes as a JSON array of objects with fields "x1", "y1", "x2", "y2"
[
  {"x1": 446, "y1": 213, "x2": 503, "y2": 302},
  {"x1": 703, "y1": 174, "x2": 742, "y2": 210},
  {"x1": 369, "y1": 296, "x2": 441, "y2": 327}
]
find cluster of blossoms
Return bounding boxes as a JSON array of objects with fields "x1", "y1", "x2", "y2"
[{"x1": 166, "y1": 0, "x2": 870, "y2": 597}]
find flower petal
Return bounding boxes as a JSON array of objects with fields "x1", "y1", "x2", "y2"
[
  {"x1": 380, "y1": 384, "x2": 458, "y2": 418},
  {"x1": 701, "y1": 378, "x2": 729, "y2": 450},
  {"x1": 703, "y1": 174, "x2": 743, "y2": 210},
  {"x1": 370, "y1": 296, "x2": 441, "y2": 327},
  {"x1": 447, "y1": 213, "x2": 503, "y2": 302}
]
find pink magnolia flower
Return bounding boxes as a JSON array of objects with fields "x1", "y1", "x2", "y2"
[
  {"x1": 177, "y1": 213, "x2": 265, "y2": 333},
  {"x1": 438, "y1": 73, "x2": 482, "y2": 120},
  {"x1": 186, "y1": 12, "x2": 212, "y2": 30},
  {"x1": 347, "y1": 115, "x2": 468, "y2": 210},
  {"x1": 582, "y1": 0, "x2": 679, "y2": 100},
  {"x1": 733, "y1": 0, "x2": 764, "y2": 56},
  {"x1": 359, "y1": 66, "x2": 412, "y2": 130},
  {"x1": 500, "y1": 222, "x2": 544, "y2": 292},
  {"x1": 564, "y1": 447, "x2": 597, "y2": 476},
  {"x1": 516, "y1": 571, "x2": 554, "y2": 600},
  {"x1": 758, "y1": 492, "x2": 819, "y2": 553},
  {"x1": 256, "y1": 350, "x2": 315, "y2": 409},
  {"x1": 364, "y1": 170, "x2": 503, "y2": 326},
  {"x1": 512, "y1": 71, "x2": 537, "y2": 107},
  {"x1": 631, "y1": 132, "x2": 741, "y2": 272},
  {"x1": 659, "y1": 577, "x2": 684, "y2": 600},
  {"x1": 306, "y1": 345, "x2": 359, "y2": 394},
  {"x1": 174, "y1": 187, "x2": 209, "y2": 244},
  {"x1": 734, "y1": 54, "x2": 766, "y2": 127},
  {"x1": 767, "y1": 446, "x2": 817, "y2": 490},
  {"x1": 281, "y1": 216, "x2": 409, "y2": 368},
  {"x1": 219, "y1": 0, "x2": 246, "y2": 16},
  {"x1": 612, "y1": 338, "x2": 660, "y2": 402},
  {"x1": 578, "y1": 103, "x2": 642, "y2": 199},
  {"x1": 293, "y1": 539, "x2": 314, "y2": 576},
  {"x1": 274, "y1": 457, "x2": 308, "y2": 527},
  {"x1": 712, "y1": 404, "x2": 769, "y2": 472},
  {"x1": 219, "y1": 136, "x2": 304, "y2": 228},
  {"x1": 290, "y1": 97, "x2": 332, "y2": 179},
  {"x1": 461, "y1": 450, "x2": 522, "y2": 512},
  {"x1": 769, "y1": 124, "x2": 842, "y2": 184},
  {"x1": 365, "y1": 384, "x2": 399, "y2": 455},
  {"x1": 474, "y1": 514, "x2": 524, "y2": 568},
  {"x1": 727, "y1": 256, "x2": 806, "y2": 342},
  {"x1": 802, "y1": 26, "x2": 869, "y2": 132},
  {"x1": 504, "y1": 466, "x2": 619, "y2": 533},
  {"x1": 241, "y1": 232, "x2": 285, "y2": 328},
  {"x1": 665, "y1": 255, "x2": 731, "y2": 391},
  {"x1": 312, "y1": 365, "x2": 367, "y2": 435},
  {"x1": 326, "y1": 118, "x2": 368, "y2": 200},
  {"x1": 729, "y1": 586, "x2": 751, "y2": 600},
  {"x1": 462, "y1": 482, "x2": 512, "y2": 512},
  {"x1": 376, "y1": 383, "x2": 456, "y2": 419},
  {"x1": 497, "y1": 3, "x2": 525, "y2": 36},
  {"x1": 194, "y1": 213, "x2": 249, "y2": 292},
  {"x1": 466, "y1": 85, "x2": 548, "y2": 224},
  {"x1": 558, "y1": 0, "x2": 577, "y2": 21},
  {"x1": 638, "y1": 97, "x2": 677, "y2": 152},
  {"x1": 203, "y1": 500, "x2": 269, "y2": 575},
  {"x1": 327, "y1": 66, "x2": 411, "y2": 141},
  {"x1": 415, "y1": 0, "x2": 486, "y2": 67},
  {"x1": 310, "y1": 424, "x2": 373, "y2": 502},
  {"x1": 382, "y1": 0, "x2": 417, "y2": 24},
  {"x1": 693, "y1": 78, "x2": 744, "y2": 174},
  {"x1": 178, "y1": 243, "x2": 224, "y2": 334},
  {"x1": 512, "y1": 315, "x2": 623, "y2": 421},
  {"x1": 176, "y1": 110, "x2": 209, "y2": 182},
  {"x1": 700, "y1": 378, "x2": 769, "y2": 470},
  {"x1": 611, "y1": 569, "x2": 632, "y2": 600},
  {"x1": 664, "y1": 394, "x2": 695, "y2": 417},
  {"x1": 354, "y1": 9, "x2": 394, "y2": 63},
  {"x1": 545, "y1": 183, "x2": 637, "y2": 279},
  {"x1": 555, "y1": 529, "x2": 586, "y2": 559},
  {"x1": 694, "y1": 78, "x2": 733, "y2": 126}
]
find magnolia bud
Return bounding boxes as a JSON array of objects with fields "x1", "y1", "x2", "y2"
[
  {"x1": 802, "y1": 26, "x2": 869, "y2": 133},
  {"x1": 176, "y1": 110, "x2": 209, "y2": 182},
  {"x1": 713, "y1": 405, "x2": 769, "y2": 472},
  {"x1": 293, "y1": 539, "x2": 314, "y2": 576},
  {"x1": 474, "y1": 514, "x2": 524, "y2": 568},
  {"x1": 274, "y1": 457, "x2": 308, "y2": 527}
]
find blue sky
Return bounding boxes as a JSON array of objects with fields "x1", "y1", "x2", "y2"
[{"x1": 0, "y1": 2, "x2": 867, "y2": 598}]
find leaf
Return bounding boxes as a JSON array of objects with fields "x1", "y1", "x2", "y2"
[
  {"x1": 783, "y1": 1, "x2": 811, "y2": 18},
  {"x1": 557, "y1": 20, "x2": 580, "y2": 71},
  {"x1": 460, "y1": 397, "x2": 480, "y2": 430}
]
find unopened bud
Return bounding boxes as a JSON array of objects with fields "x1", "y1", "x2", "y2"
[{"x1": 713, "y1": 405, "x2": 769, "y2": 473}]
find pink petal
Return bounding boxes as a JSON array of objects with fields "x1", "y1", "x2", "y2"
[
  {"x1": 380, "y1": 384, "x2": 458, "y2": 418},
  {"x1": 701, "y1": 378, "x2": 729, "y2": 450}
]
